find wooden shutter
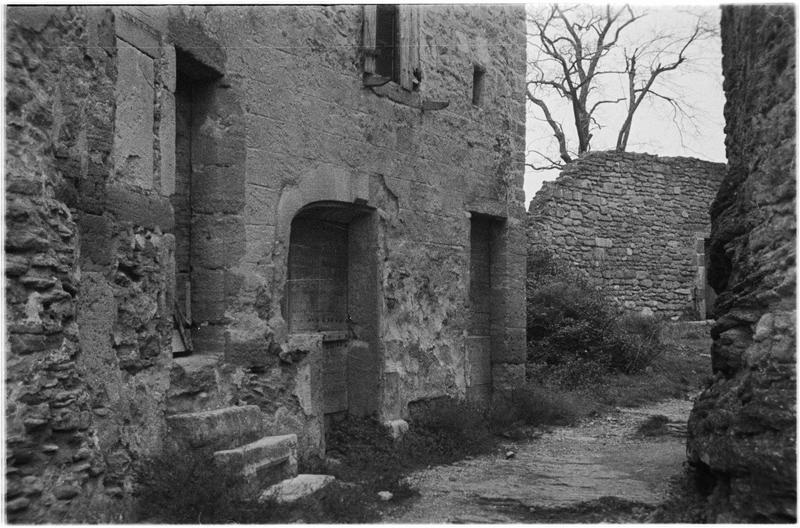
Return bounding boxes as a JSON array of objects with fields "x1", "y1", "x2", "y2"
[
  {"x1": 397, "y1": 5, "x2": 420, "y2": 91},
  {"x1": 362, "y1": 5, "x2": 377, "y2": 75}
]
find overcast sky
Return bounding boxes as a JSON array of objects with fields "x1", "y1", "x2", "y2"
[{"x1": 524, "y1": 5, "x2": 727, "y2": 208}]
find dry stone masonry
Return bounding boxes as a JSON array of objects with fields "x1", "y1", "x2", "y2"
[
  {"x1": 687, "y1": 5, "x2": 796, "y2": 522},
  {"x1": 5, "y1": 5, "x2": 526, "y2": 521},
  {"x1": 528, "y1": 151, "x2": 725, "y2": 318}
]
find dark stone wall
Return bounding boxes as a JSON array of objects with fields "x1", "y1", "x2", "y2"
[
  {"x1": 686, "y1": 5, "x2": 796, "y2": 522},
  {"x1": 527, "y1": 151, "x2": 725, "y2": 318}
]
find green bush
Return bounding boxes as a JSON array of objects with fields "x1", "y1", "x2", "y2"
[{"x1": 526, "y1": 248, "x2": 665, "y2": 383}]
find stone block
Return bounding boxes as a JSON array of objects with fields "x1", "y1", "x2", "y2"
[
  {"x1": 191, "y1": 269, "x2": 225, "y2": 323},
  {"x1": 192, "y1": 324, "x2": 226, "y2": 354},
  {"x1": 191, "y1": 164, "x2": 245, "y2": 214},
  {"x1": 594, "y1": 237, "x2": 613, "y2": 248},
  {"x1": 224, "y1": 337, "x2": 278, "y2": 369},
  {"x1": 114, "y1": 7, "x2": 164, "y2": 57},
  {"x1": 347, "y1": 340, "x2": 379, "y2": 417},
  {"x1": 214, "y1": 433, "x2": 297, "y2": 488},
  {"x1": 78, "y1": 213, "x2": 111, "y2": 268},
  {"x1": 163, "y1": 43, "x2": 176, "y2": 93},
  {"x1": 114, "y1": 38, "x2": 155, "y2": 190},
  {"x1": 106, "y1": 184, "x2": 174, "y2": 232},
  {"x1": 191, "y1": 214, "x2": 246, "y2": 268},
  {"x1": 159, "y1": 92, "x2": 176, "y2": 196},
  {"x1": 244, "y1": 184, "x2": 279, "y2": 226},
  {"x1": 166, "y1": 405, "x2": 264, "y2": 449},
  {"x1": 167, "y1": 12, "x2": 226, "y2": 75},
  {"x1": 193, "y1": 126, "x2": 245, "y2": 168},
  {"x1": 260, "y1": 474, "x2": 334, "y2": 504},
  {"x1": 383, "y1": 419, "x2": 409, "y2": 441}
]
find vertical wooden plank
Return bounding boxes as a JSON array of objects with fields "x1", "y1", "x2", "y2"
[
  {"x1": 362, "y1": 5, "x2": 377, "y2": 74},
  {"x1": 408, "y1": 5, "x2": 420, "y2": 90},
  {"x1": 398, "y1": 4, "x2": 412, "y2": 90}
]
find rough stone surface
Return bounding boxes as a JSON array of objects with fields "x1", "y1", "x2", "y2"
[
  {"x1": 528, "y1": 151, "x2": 725, "y2": 318},
  {"x1": 686, "y1": 5, "x2": 796, "y2": 523},
  {"x1": 5, "y1": 5, "x2": 527, "y2": 521},
  {"x1": 166, "y1": 405, "x2": 265, "y2": 449},
  {"x1": 171, "y1": 4, "x2": 527, "y2": 448},
  {"x1": 6, "y1": 7, "x2": 176, "y2": 522}
]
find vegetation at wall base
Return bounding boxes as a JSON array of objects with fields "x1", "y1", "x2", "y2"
[{"x1": 527, "y1": 247, "x2": 669, "y2": 381}]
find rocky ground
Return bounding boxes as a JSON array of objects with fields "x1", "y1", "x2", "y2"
[{"x1": 381, "y1": 397, "x2": 696, "y2": 523}]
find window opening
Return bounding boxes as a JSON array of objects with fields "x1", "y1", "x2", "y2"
[
  {"x1": 375, "y1": 5, "x2": 399, "y2": 81},
  {"x1": 472, "y1": 65, "x2": 486, "y2": 106}
]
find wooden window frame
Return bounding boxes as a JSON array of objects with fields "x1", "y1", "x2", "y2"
[{"x1": 363, "y1": 4, "x2": 420, "y2": 91}]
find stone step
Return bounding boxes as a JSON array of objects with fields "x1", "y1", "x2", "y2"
[
  {"x1": 166, "y1": 405, "x2": 264, "y2": 450},
  {"x1": 166, "y1": 355, "x2": 224, "y2": 414},
  {"x1": 214, "y1": 434, "x2": 297, "y2": 484},
  {"x1": 260, "y1": 474, "x2": 335, "y2": 504}
]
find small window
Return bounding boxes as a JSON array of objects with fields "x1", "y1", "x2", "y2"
[
  {"x1": 363, "y1": 4, "x2": 420, "y2": 91},
  {"x1": 472, "y1": 65, "x2": 486, "y2": 106},
  {"x1": 375, "y1": 5, "x2": 399, "y2": 81}
]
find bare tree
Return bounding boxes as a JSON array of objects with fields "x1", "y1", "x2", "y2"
[{"x1": 526, "y1": 5, "x2": 717, "y2": 170}]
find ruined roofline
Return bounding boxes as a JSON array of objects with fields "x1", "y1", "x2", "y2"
[
  {"x1": 529, "y1": 149, "x2": 727, "y2": 211},
  {"x1": 573, "y1": 149, "x2": 727, "y2": 167}
]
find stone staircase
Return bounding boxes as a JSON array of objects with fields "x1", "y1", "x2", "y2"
[
  {"x1": 166, "y1": 405, "x2": 298, "y2": 496},
  {"x1": 165, "y1": 357, "x2": 333, "y2": 503}
]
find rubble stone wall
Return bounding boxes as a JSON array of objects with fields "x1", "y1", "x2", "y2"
[
  {"x1": 528, "y1": 151, "x2": 725, "y2": 317},
  {"x1": 687, "y1": 5, "x2": 796, "y2": 522},
  {"x1": 6, "y1": 7, "x2": 176, "y2": 522}
]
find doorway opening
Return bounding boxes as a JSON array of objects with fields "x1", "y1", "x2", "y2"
[{"x1": 285, "y1": 201, "x2": 380, "y2": 418}]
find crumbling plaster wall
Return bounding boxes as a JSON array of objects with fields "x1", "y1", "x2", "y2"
[
  {"x1": 178, "y1": 4, "x2": 527, "y2": 425},
  {"x1": 528, "y1": 151, "x2": 725, "y2": 317},
  {"x1": 6, "y1": 6, "x2": 176, "y2": 522},
  {"x1": 686, "y1": 5, "x2": 796, "y2": 522}
]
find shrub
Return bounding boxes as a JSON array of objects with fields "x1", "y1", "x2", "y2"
[
  {"x1": 489, "y1": 386, "x2": 583, "y2": 430},
  {"x1": 135, "y1": 446, "x2": 251, "y2": 523},
  {"x1": 509, "y1": 385, "x2": 583, "y2": 426},
  {"x1": 636, "y1": 414, "x2": 670, "y2": 437},
  {"x1": 526, "y1": 248, "x2": 666, "y2": 384},
  {"x1": 407, "y1": 396, "x2": 493, "y2": 458},
  {"x1": 136, "y1": 443, "x2": 384, "y2": 524}
]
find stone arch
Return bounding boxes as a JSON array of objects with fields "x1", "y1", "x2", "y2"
[{"x1": 278, "y1": 181, "x2": 380, "y2": 419}]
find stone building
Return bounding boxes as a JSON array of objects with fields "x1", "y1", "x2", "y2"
[
  {"x1": 687, "y1": 5, "x2": 796, "y2": 522},
  {"x1": 5, "y1": 5, "x2": 526, "y2": 521},
  {"x1": 527, "y1": 151, "x2": 726, "y2": 318}
]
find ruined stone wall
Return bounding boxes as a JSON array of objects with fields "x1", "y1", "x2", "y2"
[
  {"x1": 177, "y1": 4, "x2": 526, "y2": 439},
  {"x1": 528, "y1": 151, "x2": 725, "y2": 317},
  {"x1": 687, "y1": 6, "x2": 796, "y2": 522},
  {"x1": 6, "y1": 7, "x2": 176, "y2": 522}
]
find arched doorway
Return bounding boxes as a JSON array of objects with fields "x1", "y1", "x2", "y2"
[{"x1": 285, "y1": 201, "x2": 380, "y2": 418}]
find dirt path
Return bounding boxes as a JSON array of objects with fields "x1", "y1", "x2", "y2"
[{"x1": 382, "y1": 398, "x2": 693, "y2": 523}]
